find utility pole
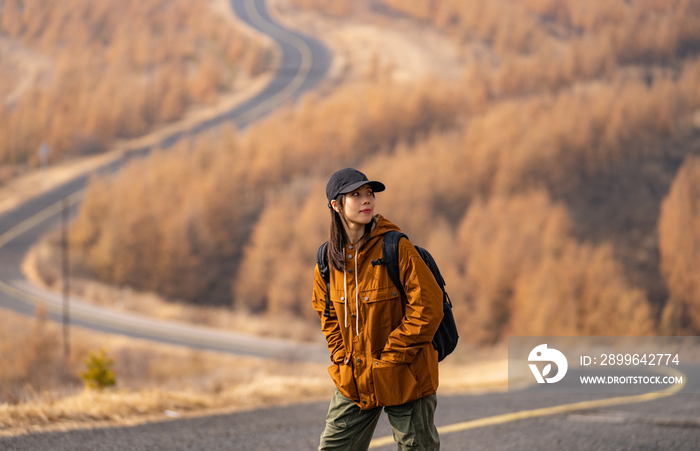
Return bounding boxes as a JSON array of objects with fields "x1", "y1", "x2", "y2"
[
  {"x1": 39, "y1": 142, "x2": 50, "y2": 187},
  {"x1": 62, "y1": 197, "x2": 70, "y2": 358}
]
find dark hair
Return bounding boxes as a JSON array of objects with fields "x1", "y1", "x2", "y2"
[{"x1": 328, "y1": 194, "x2": 373, "y2": 272}]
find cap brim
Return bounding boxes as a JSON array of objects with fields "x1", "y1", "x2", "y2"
[{"x1": 339, "y1": 180, "x2": 385, "y2": 195}]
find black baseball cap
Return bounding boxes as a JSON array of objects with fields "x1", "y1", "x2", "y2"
[{"x1": 326, "y1": 168, "x2": 385, "y2": 205}]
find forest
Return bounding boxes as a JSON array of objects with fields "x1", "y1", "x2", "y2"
[
  {"x1": 30, "y1": 0, "x2": 700, "y2": 344},
  {"x1": 0, "y1": 0, "x2": 273, "y2": 180}
]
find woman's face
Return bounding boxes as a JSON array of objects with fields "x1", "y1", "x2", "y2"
[{"x1": 340, "y1": 184, "x2": 376, "y2": 227}]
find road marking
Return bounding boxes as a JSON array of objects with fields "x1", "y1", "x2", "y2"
[
  {"x1": 234, "y1": 0, "x2": 313, "y2": 125},
  {"x1": 0, "y1": 189, "x2": 84, "y2": 250},
  {"x1": 0, "y1": 278, "x2": 284, "y2": 354},
  {"x1": 369, "y1": 366, "x2": 687, "y2": 448}
]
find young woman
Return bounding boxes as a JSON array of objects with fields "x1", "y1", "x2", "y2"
[{"x1": 312, "y1": 168, "x2": 444, "y2": 450}]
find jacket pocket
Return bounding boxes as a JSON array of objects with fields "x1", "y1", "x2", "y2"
[
  {"x1": 362, "y1": 286, "x2": 401, "y2": 303},
  {"x1": 372, "y1": 359, "x2": 420, "y2": 406},
  {"x1": 363, "y1": 287, "x2": 404, "y2": 354},
  {"x1": 408, "y1": 344, "x2": 439, "y2": 395},
  {"x1": 328, "y1": 361, "x2": 358, "y2": 402}
]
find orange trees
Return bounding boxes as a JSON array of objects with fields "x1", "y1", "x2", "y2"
[
  {"x1": 0, "y1": 0, "x2": 272, "y2": 174},
  {"x1": 658, "y1": 156, "x2": 700, "y2": 333},
  {"x1": 34, "y1": 0, "x2": 700, "y2": 342}
]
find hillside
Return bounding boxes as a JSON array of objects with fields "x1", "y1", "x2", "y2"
[
  {"x1": 31, "y1": 0, "x2": 700, "y2": 344},
  {"x1": 0, "y1": 0, "x2": 274, "y2": 181}
]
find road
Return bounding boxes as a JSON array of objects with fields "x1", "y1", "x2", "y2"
[
  {"x1": 0, "y1": 0, "x2": 329, "y2": 361},
  {"x1": 2, "y1": 390, "x2": 699, "y2": 450}
]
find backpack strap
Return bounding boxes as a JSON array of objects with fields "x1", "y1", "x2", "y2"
[
  {"x1": 316, "y1": 241, "x2": 331, "y2": 318},
  {"x1": 376, "y1": 231, "x2": 408, "y2": 297},
  {"x1": 414, "y1": 246, "x2": 446, "y2": 291},
  {"x1": 371, "y1": 231, "x2": 458, "y2": 361}
]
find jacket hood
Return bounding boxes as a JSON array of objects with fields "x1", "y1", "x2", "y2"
[{"x1": 367, "y1": 214, "x2": 402, "y2": 243}]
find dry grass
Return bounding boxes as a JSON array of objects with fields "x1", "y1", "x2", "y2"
[
  {"x1": 0, "y1": 307, "x2": 505, "y2": 437},
  {"x1": 0, "y1": 374, "x2": 333, "y2": 436},
  {"x1": 0, "y1": 307, "x2": 331, "y2": 435}
]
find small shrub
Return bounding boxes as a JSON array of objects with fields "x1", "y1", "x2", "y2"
[{"x1": 81, "y1": 349, "x2": 116, "y2": 390}]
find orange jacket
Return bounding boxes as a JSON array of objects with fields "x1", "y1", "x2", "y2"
[{"x1": 312, "y1": 215, "x2": 444, "y2": 409}]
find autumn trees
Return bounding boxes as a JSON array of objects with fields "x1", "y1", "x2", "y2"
[
  {"x1": 658, "y1": 156, "x2": 700, "y2": 333},
  {"x1": 0, "y1": 0, "x2": 273, "y2": 178},
  {"x1": 32, "y1": 0, "x2": 700, "y2": 343},
  {"x1": 62, "y1": 79, "x2": 465, "y2": 307}
]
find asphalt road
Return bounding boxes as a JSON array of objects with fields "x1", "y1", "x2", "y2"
[
  {"x1": 2, "y1": 391, "x2": 699, "y2": 450},
  {"x1": 0, "y1": 0, "x2": 330, "y2": 361}
]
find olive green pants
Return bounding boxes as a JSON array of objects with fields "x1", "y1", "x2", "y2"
[{"x1": 318, "y1": 389, "x2": 440, "y2": 451}]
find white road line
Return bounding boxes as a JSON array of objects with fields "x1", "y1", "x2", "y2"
[
  {"x1": 233, "y1": 0, "x2": 313, "y2": 125},
  {"x1": 0, "y1": 189, "x2": 84, "y2": 250}
]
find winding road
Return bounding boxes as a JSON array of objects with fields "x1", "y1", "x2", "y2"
[
  {"x1": 0, "y1": 0, "x2": 329, "y2": 362},
  {"x1": 1, "y1": 1, "x2": 699, "y2": 449}
]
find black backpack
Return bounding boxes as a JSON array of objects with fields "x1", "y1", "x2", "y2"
[{"x1": 316, "y1": 231, "x2": 458, "y2": 361}]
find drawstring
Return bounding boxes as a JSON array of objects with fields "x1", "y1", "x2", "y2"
[
  {"x1": 354, "y1": 248, "x2": 359, "y2": 336},
  {"x1": 341, "y1": 247, "x2": 360, "y2": 337},
  {"x1": 343, "y1": 249, "x2": 348, "y2": 330}
]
